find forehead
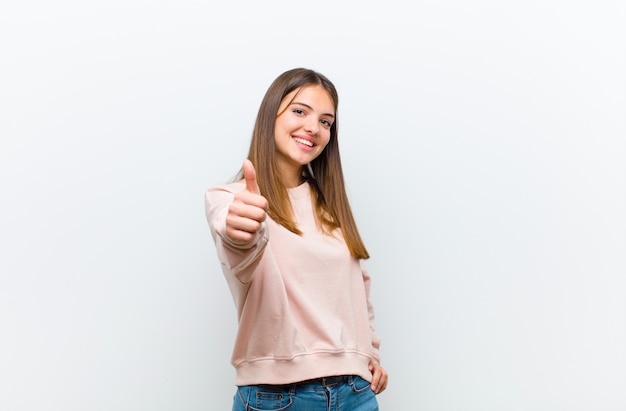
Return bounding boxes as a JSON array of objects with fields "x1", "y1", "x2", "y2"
[{"x1": 282, "y1": 84, "x2": 335, "y2": 112}]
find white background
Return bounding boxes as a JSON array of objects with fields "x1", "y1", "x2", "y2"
[{"x1": 1, "y1": 1, "x2": 625, "y2": 410}]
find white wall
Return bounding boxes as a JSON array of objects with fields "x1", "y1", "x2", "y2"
[{"x1": 1, "y1": 1, "x2": 624, "y2": 410}]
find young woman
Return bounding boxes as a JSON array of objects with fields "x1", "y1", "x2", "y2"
[{"x1": 205, "y1": 68, "x2": 388, "y2": 411}]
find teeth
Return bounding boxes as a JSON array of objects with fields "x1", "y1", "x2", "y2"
[{"x1": 294, "y1": 137, "x2": 313, "y2": 147}]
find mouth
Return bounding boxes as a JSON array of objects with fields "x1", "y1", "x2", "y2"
[{"x1": 293, "y1": 136, "x2": 314, "y2": 148}]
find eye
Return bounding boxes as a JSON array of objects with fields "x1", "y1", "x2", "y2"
[
  {"x1": 292, "y1": 108, "x2": 305, "y2": 115},
  {"x1": 321, "y1": 119, "x2": 332, "y2": 128}
]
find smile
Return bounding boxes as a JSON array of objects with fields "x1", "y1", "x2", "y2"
[{"x1": 293, "y1": 137, "x2": 314, "y2": 147}]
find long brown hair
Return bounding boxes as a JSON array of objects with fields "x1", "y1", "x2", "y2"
[{"x1": 239, "y1": 68, "x2": 369, "y2": 259}]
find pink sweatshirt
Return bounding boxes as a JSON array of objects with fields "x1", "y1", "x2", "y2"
[{"x1": 205, "y1": 181, "x2": 381, "y2": 386}]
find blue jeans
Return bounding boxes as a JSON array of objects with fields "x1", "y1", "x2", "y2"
[{"x1": 232, "y1": 375, "x2": 379, "y2": 411}]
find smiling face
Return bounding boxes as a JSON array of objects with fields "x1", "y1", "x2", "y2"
[{"x1": 273, "y1": 84, "x2": 335, "y2": 187}]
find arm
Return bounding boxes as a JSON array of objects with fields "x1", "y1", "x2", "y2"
[
  {"x1": 205, "y1": 161, "x2": 269, "y2": 283},
  {"x1": 360, "y1": 260, "x2": 389, "y2": 394}
]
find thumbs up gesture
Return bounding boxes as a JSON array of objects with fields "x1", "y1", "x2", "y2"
[{"x1": 225, "y1": 159, "x2": 269, "y2": 244}]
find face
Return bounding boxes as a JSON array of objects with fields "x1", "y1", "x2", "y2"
[{"x1": 274, "y1": 84, "x2": 335, "y2": 183}]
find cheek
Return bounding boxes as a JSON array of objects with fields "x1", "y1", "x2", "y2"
[
  {"x1": 277, "y1": 115, "x2": 300, "y2": 132},
  {"x1": 318, "y1": 134, "x2": 331, "y2": 151},
  {"x1": 311, "y1": 139, "x2": 330, "y2": 161},
  {"x1": 273, "y1": 117, "x2": 289, "y2": 135}
]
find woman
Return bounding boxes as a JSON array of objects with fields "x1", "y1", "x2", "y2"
[{"x1": 205, "y1": 68, "x2": 388, "y2": 411}]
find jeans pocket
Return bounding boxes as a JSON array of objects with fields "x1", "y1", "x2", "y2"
[
  {"x1": 349, "y1": 376, "x2": 372, "y2": 394},
  {"x1": 235, "y1": 385, "x2": 294, "y2": 411}
]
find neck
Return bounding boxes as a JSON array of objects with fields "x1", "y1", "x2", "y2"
[
  {"x1": 277, "y1": 164, "x2": 303, "y2": 188},
  {"x1": 282, "y1": 174, "x2": 304, "y2": 188}
]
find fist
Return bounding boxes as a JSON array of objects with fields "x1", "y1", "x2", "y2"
[{"x1": 225, "y1": 159, "x2": 268, "y2": 244}]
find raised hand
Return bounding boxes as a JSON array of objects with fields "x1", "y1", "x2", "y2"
[{"x1": 225, "y1": 159, "x2": 269, "y2": 244}]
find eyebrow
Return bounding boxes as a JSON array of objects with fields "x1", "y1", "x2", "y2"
[{"x1": 291, "y1": 101, "x2": 335, "y2": 119}]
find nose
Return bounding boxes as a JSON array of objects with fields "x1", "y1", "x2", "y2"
[{"x1": 304, "y1": 118, "x2": 319, "y2": 135}]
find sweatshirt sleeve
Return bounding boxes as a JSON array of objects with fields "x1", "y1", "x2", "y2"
[
  {"x1": 360, "y1": 259, "x2": 381, "y2": 363},
  {"x1": 205, "y1": 184, "x2": 269, "y2": 284}
]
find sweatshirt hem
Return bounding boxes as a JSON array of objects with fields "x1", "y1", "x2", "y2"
[{"x1": 234, "y1": 351, "x2": 373, "y2": 386}]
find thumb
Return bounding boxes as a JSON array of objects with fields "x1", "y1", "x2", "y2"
[{"x1": 242, "y1": 159, "x2": 260, "y2": 194}]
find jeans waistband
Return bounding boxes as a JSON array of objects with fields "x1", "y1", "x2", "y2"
[{"x1": 298, "y1": 375, "x2": 351, "y2": 387}]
